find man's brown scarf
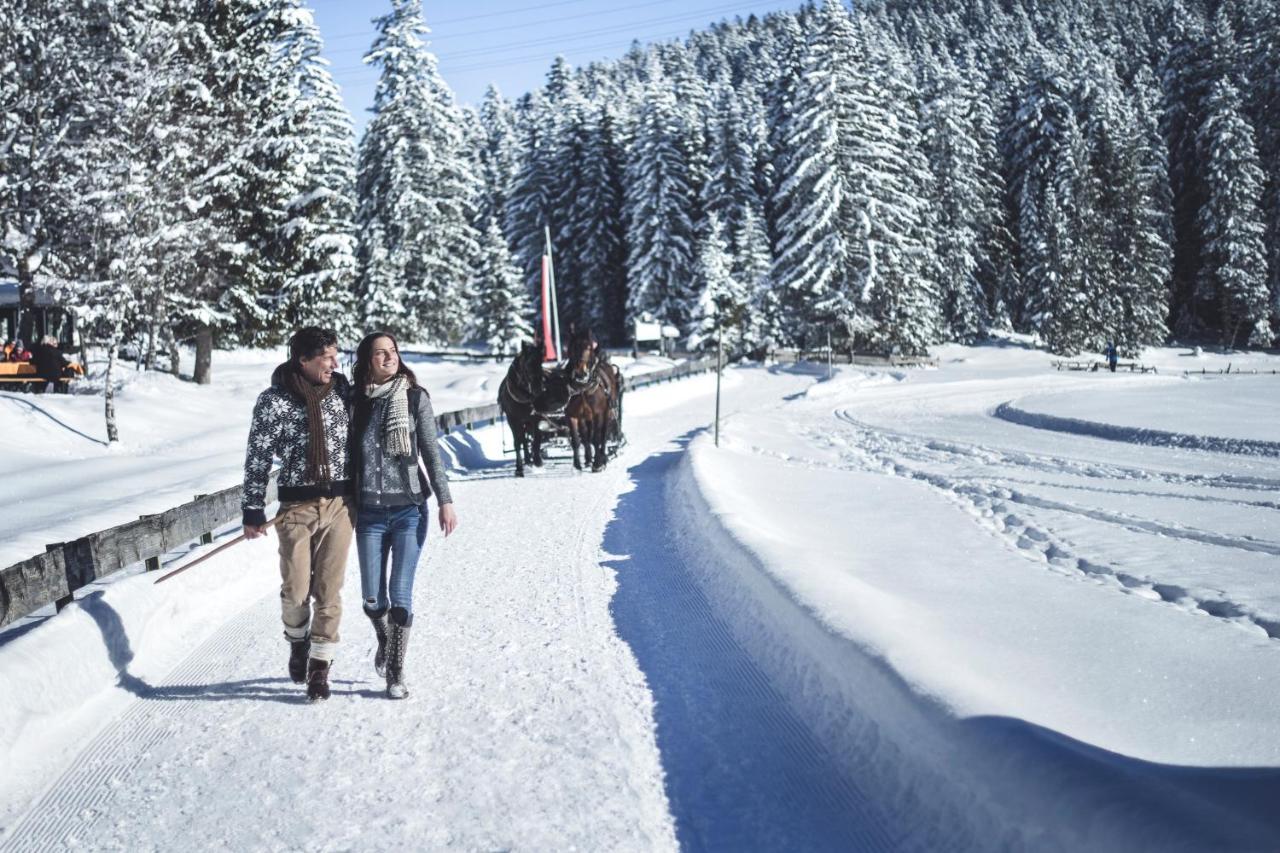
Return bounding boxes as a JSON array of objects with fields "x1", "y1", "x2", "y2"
[{"x1": 286, "y1": 368, "x2": 334, "y2": 483}]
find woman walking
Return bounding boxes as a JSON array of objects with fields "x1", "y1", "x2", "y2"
[{"x1": 351, "y1": 331, "x2": 458, "y2": 698}]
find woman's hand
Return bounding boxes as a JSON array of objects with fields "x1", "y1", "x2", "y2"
[{"x1": 438, "y1": 503, "x2": 458, "y2": 537}]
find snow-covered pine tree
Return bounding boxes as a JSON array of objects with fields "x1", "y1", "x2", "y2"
[
  {"x1": 546, "y1": 68, "x2": 593, "y2": 333},
  {"x1": 1120, "y1": 69, "x2": 1175, "y2": 351},
  {"x1": 770, "y1": 0, "x2": 855, "y2": 344},
  {"x1": 688, "y1": 212, "x2": 747, "y2": 352},
  {"x1": 854, "y1": 34, "x2": 942, "y2": 354},
  {"x1": 273, "y1": 0, "x2": 358, "y2": 338},
  {"x1": 469, "y1": 216, "x2": 532, "y2": 354},
  {"x1": 63, "y1": 0, "x2": 184, "y2": 435},
  {"x1": 703, "y1": 88, "x2": 771, "y2": 305},
  {"x1": 1034, "y1": 114, "x2": 1104, "y2": 355},
  {"x1": 1196, "y1": 77, "x2": 1270, "y2": 347},
  {"x1": 476, "y1": 85, "x2": 519, "y2": 231},
  {"x1": 564, "y1": 103, "x2": 627, "y2": 343},
  {"x1": 185, "y1": 0, "x2": 304, "y2": 349},
  {"x1": 0, "y1": 0, "x2": 92, "y2": 341},
  {"x1": 505, "y1": 93, "x2": 556, "y2": 311},
  {"x1": 1006, "y1": 54, "x2": 1077, "y2": 331},
  {"x1": 356, "y1": 0, "x2": 479, "y2": 343},
  {"x1": 921, "y1": 53, "x2": 990, "y2": 341},
  {"x1": 1159, "y1": 0, "x2": 1216, "y2": 336},
  {"x1": 1239, "y1": 0, "x2": 1280, "y2": 337},
  {"x1": 624, "y1": 78, "x2": 697, "y2": 333},
  {"x1": 736, "y1": 206, "x2": 779, "y2": 352}
]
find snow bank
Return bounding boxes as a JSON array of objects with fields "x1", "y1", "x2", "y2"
[
  {"x1": 678, "y1": 433, "x2": 1280, "y2": 849},
  {"x1": 998, "y1": 375, "x2": 1280, "y2": 450}
]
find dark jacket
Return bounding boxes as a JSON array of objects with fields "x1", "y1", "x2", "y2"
[
  {"x1": 31, "y1": 343, "x2": 69, "y2": 381},
  {"x1": 351, "y1": 384, "x2": 452, "y2": 510},
  {"x1": 241, "y1": 362, "x2": 354, "y2": 526}
]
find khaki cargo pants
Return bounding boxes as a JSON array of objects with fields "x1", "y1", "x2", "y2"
[{"x1": 276, "y1": 496, "x2": 354, "y2": 662}]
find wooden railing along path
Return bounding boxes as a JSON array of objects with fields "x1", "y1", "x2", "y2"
[{"x1": 0, "y1": 357, "x2": 718, "y2": 629}]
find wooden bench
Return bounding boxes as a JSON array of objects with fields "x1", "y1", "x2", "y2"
[{"x1": 0, "y1": 362, "x2": 78, "y2": 392}]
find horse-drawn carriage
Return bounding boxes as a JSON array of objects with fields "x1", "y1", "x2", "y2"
[{"x1": 498, "y1": 329, "x2": 624, "y2": 476}]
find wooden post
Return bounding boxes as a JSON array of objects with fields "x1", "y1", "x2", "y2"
[
  {"x1": 714, "y1": 313, "x2": 722, "y2": 448},
  {"x1": 48, "y1": 543, "x2": 73, "y2": 612}
]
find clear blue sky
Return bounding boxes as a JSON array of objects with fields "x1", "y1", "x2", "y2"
[{"x1": 308, "y1": 0, "x2": 808, "y2": 138}]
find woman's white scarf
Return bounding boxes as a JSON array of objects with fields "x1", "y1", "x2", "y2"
[{"x1": 367, "y1": 375, "x2": 412, "y2": 458}]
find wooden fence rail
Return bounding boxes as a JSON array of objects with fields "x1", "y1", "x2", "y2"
[
  {"x1": 768, "y1": 348, "x2": 940, "y2": 368},
  {"x1": 0, "y1": 356, "x2": 718, "y2": 629}
]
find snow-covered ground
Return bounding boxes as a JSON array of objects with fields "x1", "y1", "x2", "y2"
[{"x1": 3, "y1": 341, "x2": 1279, "y2": 850}]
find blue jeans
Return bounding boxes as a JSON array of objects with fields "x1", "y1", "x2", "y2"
[{"x1": 356, "y1": 504, "x2": 427, "y2": 616}]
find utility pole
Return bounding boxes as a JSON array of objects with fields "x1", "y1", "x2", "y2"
[
  {"x1": 715, "y1": 311, "x2": 723, "y2": 448},
  {"x1": 827, "y1": 328, "x2": 833, "y2": 379}
]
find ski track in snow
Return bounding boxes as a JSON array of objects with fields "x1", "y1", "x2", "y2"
[{"x1": 806, "y1": 408, "x2": 1280, "y2": 642}]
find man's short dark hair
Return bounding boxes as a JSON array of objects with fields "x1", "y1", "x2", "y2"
[{"x1": 289, "y1": 327, "x2": 339, "y2": 363}]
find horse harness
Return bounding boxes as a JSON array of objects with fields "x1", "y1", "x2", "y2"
[
  {"x1": 567, "y1": 355, "x2": 612, "y2": 401},
  {"x1": 501, "y1": 354, "x2": 539, "y2": 406}
]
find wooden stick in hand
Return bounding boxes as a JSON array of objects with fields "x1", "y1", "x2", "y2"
[{"x1": 153, "y1": 517, "x2": 279, "y2": 585}]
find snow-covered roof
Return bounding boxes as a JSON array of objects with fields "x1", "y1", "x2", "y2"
[{"x1": 0, "y1": 280, "x2": 61, "y2": 308}]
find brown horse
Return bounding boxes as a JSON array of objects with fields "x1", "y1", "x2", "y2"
[
  {"x1": 497, "y1": 341, "x2": 545, "y2": 477},
  {"x1": 563, "y1": 329, "x2": 620, "y2": 472}
]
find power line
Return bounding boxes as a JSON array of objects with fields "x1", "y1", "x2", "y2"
[
  {"x1": 316, "y1": 0, "x2": 601, "y2": 43},
  {"x1": 339, "y1": 28, "x2": 690, "y2": 82},
  {"x1": 328, "y1": 0, "x2": 752, "y2": 73},
  {"x1": 318, "y1": 0, "x2": 699, "y2": 58}
]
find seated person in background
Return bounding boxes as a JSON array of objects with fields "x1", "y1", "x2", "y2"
[
  {"x1": 8, "y1": 339, "x2": 32, "y2": 362},
  {"x1": 31, "y1": 335, "x2": 73, "y2": 393}
]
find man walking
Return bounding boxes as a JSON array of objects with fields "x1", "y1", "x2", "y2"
[{"x1": 242, "y1": 327, "x2": 355, "y2": 702}]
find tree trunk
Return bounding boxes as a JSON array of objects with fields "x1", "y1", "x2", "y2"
[
  {"x1": 169, "y1": 333, "x2": 181, "y2": 378},
  {"x1": 16, "y1": 254, "x2": 36, "y2": 343},
  {"x1": 145, "y1": 318, "x2": 159, "y2": 371},
  {"x1": 194, "y1": 325, "x2": 213, "y2": 385},
  {"x1": 105, "y1": 327, "x2": 121, "y2": 444},
  {"x1": 74, "y1": 315, "x2": 88, "y2": 373}
]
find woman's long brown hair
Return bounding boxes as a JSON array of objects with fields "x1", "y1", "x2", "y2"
[{"x1": 353, "y1": 331, "x2": 420, "y2": 397}]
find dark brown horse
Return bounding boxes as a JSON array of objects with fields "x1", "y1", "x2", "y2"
[
  {"x1": 563, "y1": 328, "x2": 621, "y2": 472},
  {"x1": 498, "y1": 341, "x2": 545, "y2": 477}
]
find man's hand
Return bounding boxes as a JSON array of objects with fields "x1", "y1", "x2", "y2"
[
  {"x1": 438, "y1": 503, "x2": 458, "y2": 537},
  {"x1": 243, "y1": 524, "x2": 269, "y2": 540}
]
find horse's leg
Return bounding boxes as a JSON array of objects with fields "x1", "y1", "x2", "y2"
[
  {"x1": 592, "y1": 413, "x2": 606, "y2": 471},
  {"x1": 532, "y1": 426, "x2": 543, "y2": 466},
  {"x1": 568, "y1": 417, "x2": 583, "y2": 471},
  {"x1": 582, "y1": 417, "x2": 594, "y2": 471},
  {"x1": 513, "y1": 420, "x2": 525, "y2": 477}
]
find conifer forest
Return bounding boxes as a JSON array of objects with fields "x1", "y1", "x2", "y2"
[{"x1": 3, "y1": 0, "x2": 1278, "y2": 361}]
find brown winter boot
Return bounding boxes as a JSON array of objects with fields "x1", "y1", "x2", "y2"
[{"x1": 306, "y1": 657, "x2": 331, "y2": 702}]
